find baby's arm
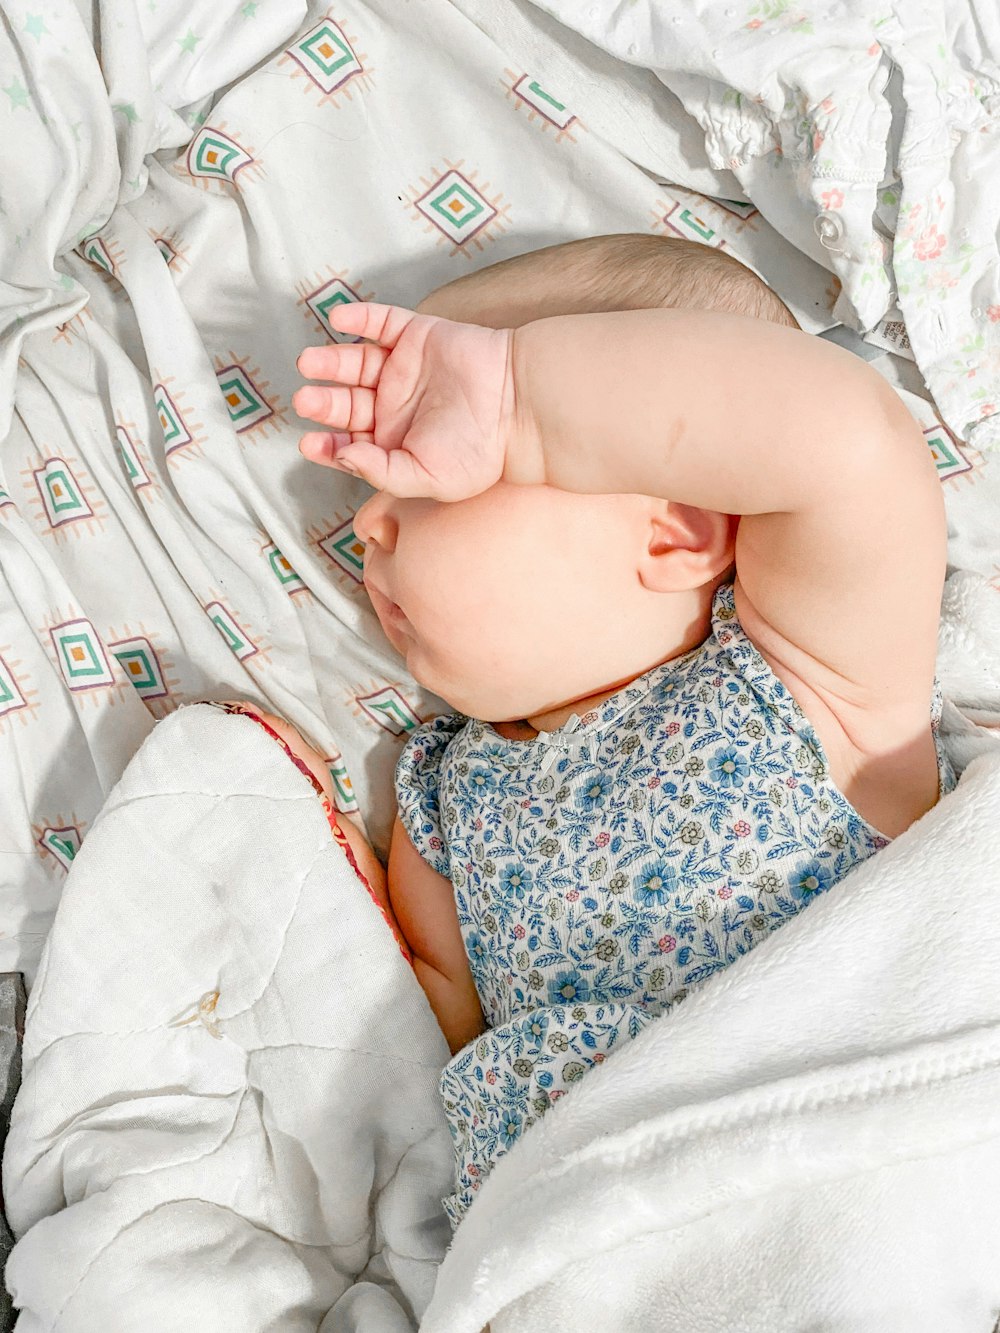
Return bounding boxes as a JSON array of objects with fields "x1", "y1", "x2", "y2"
[
  {"x1": 510, "y1": 308, "x2": 945, "y2": 735},
  {"x1": 388, "y1": 817, "x2": 486, "y2": 1054}
]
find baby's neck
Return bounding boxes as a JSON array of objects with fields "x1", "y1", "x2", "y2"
[
  {"x1": 490, "y1": 607, "x2": 716, "y2": 740},
  {"x1": 492, "y1": 677, "x2": 641, "y2": 740}
]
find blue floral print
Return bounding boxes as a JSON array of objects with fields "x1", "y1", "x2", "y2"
[{"x1": 395, "y1": 583, "x2": 955, "y2": 1227}]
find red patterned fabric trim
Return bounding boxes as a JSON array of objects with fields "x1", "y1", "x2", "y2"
[{"x1": 198, "y1": 702, "x2": 413, "y2": 966}]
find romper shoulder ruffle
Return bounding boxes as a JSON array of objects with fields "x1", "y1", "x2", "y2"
[{"x1": 394, "y1": 713, "x2": 467, "y2": 878}]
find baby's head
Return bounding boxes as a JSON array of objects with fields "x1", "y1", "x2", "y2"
[{"x1": 354, "y1": 235, "x2": 797, "y2": 723}]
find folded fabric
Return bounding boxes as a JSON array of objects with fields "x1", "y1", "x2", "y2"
[
  {"x1": 2, "y1": 705, "x2": 454, "y2": 1332},
  {"x1": 529, "y1": 0, "x2": 1000, "y2": 451}
]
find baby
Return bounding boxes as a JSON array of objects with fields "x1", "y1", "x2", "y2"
[{"x1": 248, "y1": 234, "x2": 953, "y2": 1226}]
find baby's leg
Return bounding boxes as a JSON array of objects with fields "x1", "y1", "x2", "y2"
[{"x1": 212, "y1": 702, "x2": 407, "y2": 958}]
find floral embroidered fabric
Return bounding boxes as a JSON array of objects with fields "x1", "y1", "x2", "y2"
[{"x1": 395, "y1": 583, "x2": 955, "y2": 1226}]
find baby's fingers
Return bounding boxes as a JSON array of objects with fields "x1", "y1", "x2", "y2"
[
  {"x1": 297, "y1": 341, "x2": 388, "y2": 388},
  {"x1": 323, "y1": 301, "x2": 418, "y2": 348},
  {"x1": 293, "y1": 383, "x2": 375, "y2": 433}
]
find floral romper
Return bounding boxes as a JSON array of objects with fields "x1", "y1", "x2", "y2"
[{"x1": 395, "y1": 583, "x2": 955, "y2": 1227}]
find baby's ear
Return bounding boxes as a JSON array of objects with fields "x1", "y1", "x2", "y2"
[{"x1": 639, "y1": 502, "x2": 737, "y2": 592}]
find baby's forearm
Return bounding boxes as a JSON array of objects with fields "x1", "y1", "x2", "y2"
[{"x1": 509, "y1": 308, "x2": 922, "y2": 512}]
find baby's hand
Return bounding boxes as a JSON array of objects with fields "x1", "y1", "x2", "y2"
[{"x1": 293, "y1": 303, "x2": 534, "y2": 501}]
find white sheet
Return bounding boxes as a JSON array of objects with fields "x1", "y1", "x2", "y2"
[{"x1": 0, "y1": 0, "x2": 840, "y2": 991}]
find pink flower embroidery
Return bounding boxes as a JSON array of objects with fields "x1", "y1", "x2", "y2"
[
  {"x1": 666, "y1": 721, "x2": 681, "y2": 736},
  {"x1": 648, "y1": 775, "x2": 660, "y2": 788},
  {"x1": 513, "y1": 924, "x2": 525, "y2": 939},
  {"x1": 986, "y1": 305, "x2": 1000, "y2": 323},
  {"x1": 429, "y1": 835, "x2": 443, "y2": 850},
  {"x1": 914, "y1": 225, "x2": 946, "y2": 261},
  {"x1": 734, "y1": 820, "x2": 751, "y2": 837},
  {"x1": 595, "y1": 831, "x2": 610, "y2": 848},
  {"x1": 821, "y1": 187, "x2": 844, "y2": 210},
  {"x1": 566, "y1": 889, "x2": 580, "y2": 902},
  {"x1": 485, "y1": 1070, "x2": 497, "y2": 1084},
  {"x1": 719, "y1": 886, "x2": 733, "y2": 899},
  {"x1": 658, "y1": 934, "x2": 677, "y2": 953}
]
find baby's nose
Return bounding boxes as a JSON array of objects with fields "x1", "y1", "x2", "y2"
[{"x1": 353, "y1": 491, "x2": 397, "y2": 552}]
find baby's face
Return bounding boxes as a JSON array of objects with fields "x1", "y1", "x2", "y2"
[{"x1": 354, "y1": 482, "x2": 671, "y2": 722}]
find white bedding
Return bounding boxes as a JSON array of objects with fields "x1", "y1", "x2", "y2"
[
  {"x1": 531, "y1": 0, "x2": 1000, "y2": 453},
  {"x1": 2, "y1": 704, "x2": 455, "y2": 1330},
  {"x1": 4, "y1": 0, "x2": 1000, "y2": 1327},
  {"x1": 0, "y1": 0, "x2": 845, "y2": 990}
]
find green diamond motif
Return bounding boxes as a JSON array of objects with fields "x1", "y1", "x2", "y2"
[
  {"x1": 328, "y1": 757, "x2": 358, "y2": 812},
  {"x1": 44, "y1": 468, "x2": 81, "y2": 513},
  {"x1": 59, "y1": 633, "x2": 104, "y2": 678},
  {"x1": 220, "y1": 375, "x2": 262, "y2": 421},
  {"x1": 194, "y1": 135, "x2": 240, "y2": 175},
  {"x1": 0, "y1": 658, "x2": 24, "y2": 714},
  {"x1": 318, "y1": 522, "x2": 365, "y2": 581},
  {"x1": 206, "y1": 601, "x2": 257, "y2": 660},
  {"x1": 116, "y1": 426, "x2": 150, "y2": 487},
  {"x1": 301, "y1": 24, "x2": 354, "y2": 76},
  {"x1": 431, "y1": 183, "x2": 484, "y2": 230},
  {"x1": 290, "y1": 20, "x2": 362, "y2": 92},
  {"x1": 153, "y1": 387, "x2": 191, "y2": 451},
  {"x1": 217, "y1": 365, "x2": 273, "y2": 432},
  {"x1": 46, "y1": 832, "x2": 77, "y2": 862},
  {"x1": 114, "y1": 647, "x2": 154, "y2": 689},
  {"x1": 188, "y1": 129, "x2": 253, "y2": 181},
  {"x1": 416, "y1": 169, "x2": 496, "y2": 244},
  {"x1": 267, "y1": 545, "x2": 304, "y2": 589}
]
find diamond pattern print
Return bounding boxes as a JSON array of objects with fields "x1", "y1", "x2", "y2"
[
  {"x1": 117, "y1": 426, "x2": 151, "y2": 488},
  {"x1": 217, "y1": 364, "x2": 274, "y2": 432},
  {"x1": 0, "y1": 655, "x2": 27, "y2": 718},
  {"x1": 36, "y1": 823, "x2": 83, "y2": 873},
  {"x1": 33, "y1": 458, "x2": 95, "y2": 527},
  {"x1": 925, "y1": 424, "x2": 973, "y2": 480},
  {"x1": 109, "y1": 636, "x2": 168, "y2": 700},
  {"x1": 306, "y1": 278, "x2": 360, "y2": 340},
  {"x1": 317, "y1": 519, "x2": 365, "y2": 582},
  {"x1": 356, "y1": 685, "x2": 420, "y2": 735},
  {"x1": 287, "y1": 19, "x2": 362, "y2": 93},
  {"x1": 153, "y1": 384, "x2": 193, "y2": 456},
  {"x1": 188, "y1": 128, "x2": 254, "y2": 182},
  {"x1": 326, "y1": 750, "x2": 359, "y2": 813},
  {"x1": 263, "y1": 543, "x2": 306, "y2": 594},
  {"x1": 415, "y1": 168, "x2": 497, "y2": 245},
  {"x1": 205, "y1": 601, "x2": 258, "y2": 660},
  {"x1": 50, "y1": 619, "x2": 115, "y2": 691},
  {"x1": 510, "y1": 75, "x2": 575, "y2": 130}
]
